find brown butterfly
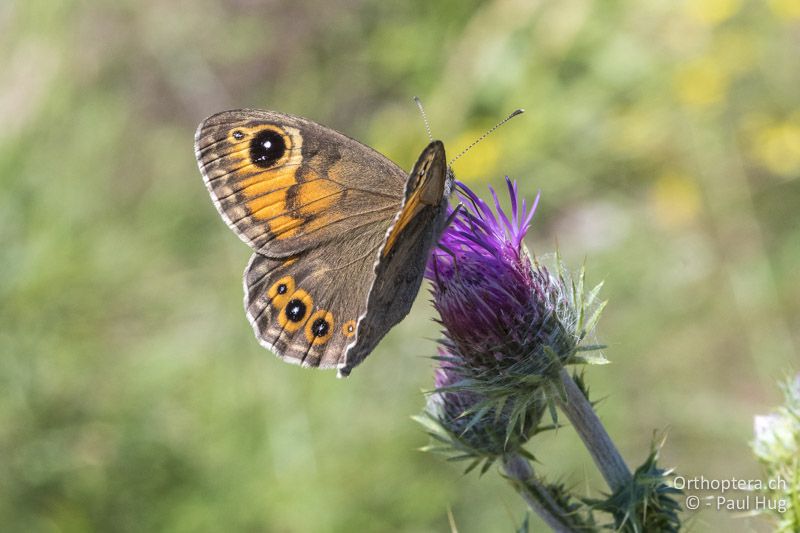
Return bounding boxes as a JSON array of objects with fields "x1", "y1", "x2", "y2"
[{"x1": 194, "y1": 109, "x2": 453, "y2": 377}]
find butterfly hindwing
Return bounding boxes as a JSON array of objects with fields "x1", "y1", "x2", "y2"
[{"x1": 244, "y1": 244, "x2": 376, "y2": 369}]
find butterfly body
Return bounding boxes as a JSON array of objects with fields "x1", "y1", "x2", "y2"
[{"x1": 195, "y1": 109, "x2": 452, "y2": 376}]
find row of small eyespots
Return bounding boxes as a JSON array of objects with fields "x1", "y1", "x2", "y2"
[{"x1": 269, "y1": 276, "x2": 356, "y2": 344}]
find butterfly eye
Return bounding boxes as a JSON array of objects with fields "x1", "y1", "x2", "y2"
[{"x1": 250, "y1": 128, "x2": 287, "y2": 168}]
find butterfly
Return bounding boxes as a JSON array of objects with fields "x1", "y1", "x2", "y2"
[{"x1": 194, "y1": 109, "x2": 453, "y2": 377}]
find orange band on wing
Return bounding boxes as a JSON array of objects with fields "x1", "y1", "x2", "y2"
[
  {"x1": 239, "y1": 170, "x2": 296, "y2": 198},
  {"x1": 382, "y1": 187, "x2": 424, "y2": 256},
  {"x1": 296, "y1": 174, "x2": 343, "y2": 217}
]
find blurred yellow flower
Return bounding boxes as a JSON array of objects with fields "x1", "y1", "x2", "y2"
[
  {"x1": 449, "y1": 129, "x2": 501, "y2": 183},
  {"x1": 709, "y1": 28, "x2": 757, "y2": 74},
  {"x1": 672, "y1": 58, "x2": 730, "y2": 107},
  {"x1": 769, "y1": 0, "x2": 800, "y2": 19},
  {"x1": 685, "y1": 0, "x2": 742, "y2": 24},
  {"x1": 609, "y1": 107, "x2": 664, "y2": 157},
  {"x1": 649, "y1": 172, "x2": 702, "y2": 228},
  {"x1": 752, "y1": 120, "x2": 800, "y2": 177}
]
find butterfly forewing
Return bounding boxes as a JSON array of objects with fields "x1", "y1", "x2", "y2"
[{"x1": 195, "y1": 110, "x2": 406, "y2": 256}]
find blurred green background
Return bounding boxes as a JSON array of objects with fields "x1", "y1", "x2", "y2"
[{"x1": 2, "y1": 0, "x2": 799, "y2": 531}]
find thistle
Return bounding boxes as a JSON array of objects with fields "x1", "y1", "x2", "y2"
[
  {"x1": 425, "y1": 179, "x2": 606, "y2": 437},
  {"x1": 427, "y1": 179, "x2": 572, "y2": 374},
  {"x1": 417, "y1": 178, "x2": 682, "y2": 532},
  {"x1": 752, "y1": 374, "x2": 800, "y2": 531}
]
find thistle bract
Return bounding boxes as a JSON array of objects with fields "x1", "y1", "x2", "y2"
[{"x1": 417, "y1": 349, "x2": 545, "y2": 469}]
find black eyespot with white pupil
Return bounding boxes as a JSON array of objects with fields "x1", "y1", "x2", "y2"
[
  {"x1": 250, "y1": 129, "x2": 286, "y2": 168},
  {"x1": 232, "y1": 130, "x2": 244, "y2": 140},
  {"x1": 285, "y1": 299, "x2": 306, "y2": 322},
  {"x1": 277, "y1": 283, "x2": 287, "y2": 295},
  {"x1": 311, "y1": 318, "x2": 330, "y2": 337}
]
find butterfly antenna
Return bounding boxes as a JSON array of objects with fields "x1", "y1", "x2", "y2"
[
  {"x1": 413, "y1": 96, "x2": 434, "y2": 142},
  {"x1": 448, "y1": 108, "x2": 525, "y2": 166}
]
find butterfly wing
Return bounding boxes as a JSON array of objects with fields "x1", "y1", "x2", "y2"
[
  {"x1": 340, "y1": 141, "x2": 454, "y2": 376},
  {"x1": 243, "y1": 243, "x2": 380, "y2": 369},
  {"x1": 195, "y1": 109, "x2": 406, "y2": 256},
  {"x1": 196, "y1": 109, "x2": 407, "y2": 368}
]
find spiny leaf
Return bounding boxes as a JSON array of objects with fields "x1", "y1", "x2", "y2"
[
  {"x1": 585, "y1": 281, "x2": 605, "y2": 307},
  {"x1": 574, "y1": 344, "x2": 607, "y2": 352},
  {"x1": 463, "y1": 458, "x2": 482, "y2": 474},
  {"x1": 583, "y1": 299, "x2": 607, "y2": 335},
  {"x1": 575, "y1": 264, "x2": 586, "y2": 329},
  {"x1": 461, "y1": 404, "x2": 492, "y2": 435}
]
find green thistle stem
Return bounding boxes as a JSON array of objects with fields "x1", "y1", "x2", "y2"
[
  {"x1": 557, "y1": 368, "x2": 631, "y2": 493},
  {"x1": 502, "y1": 453, "x2": 579, "y2": 533}
]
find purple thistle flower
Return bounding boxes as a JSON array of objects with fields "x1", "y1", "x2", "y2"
[
  {"x1": 419, "y1": 178, "x2": 606, "y2": 462},
  {"x1": 427, "y1": 178, "x2": 576, "y2": 376}
]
